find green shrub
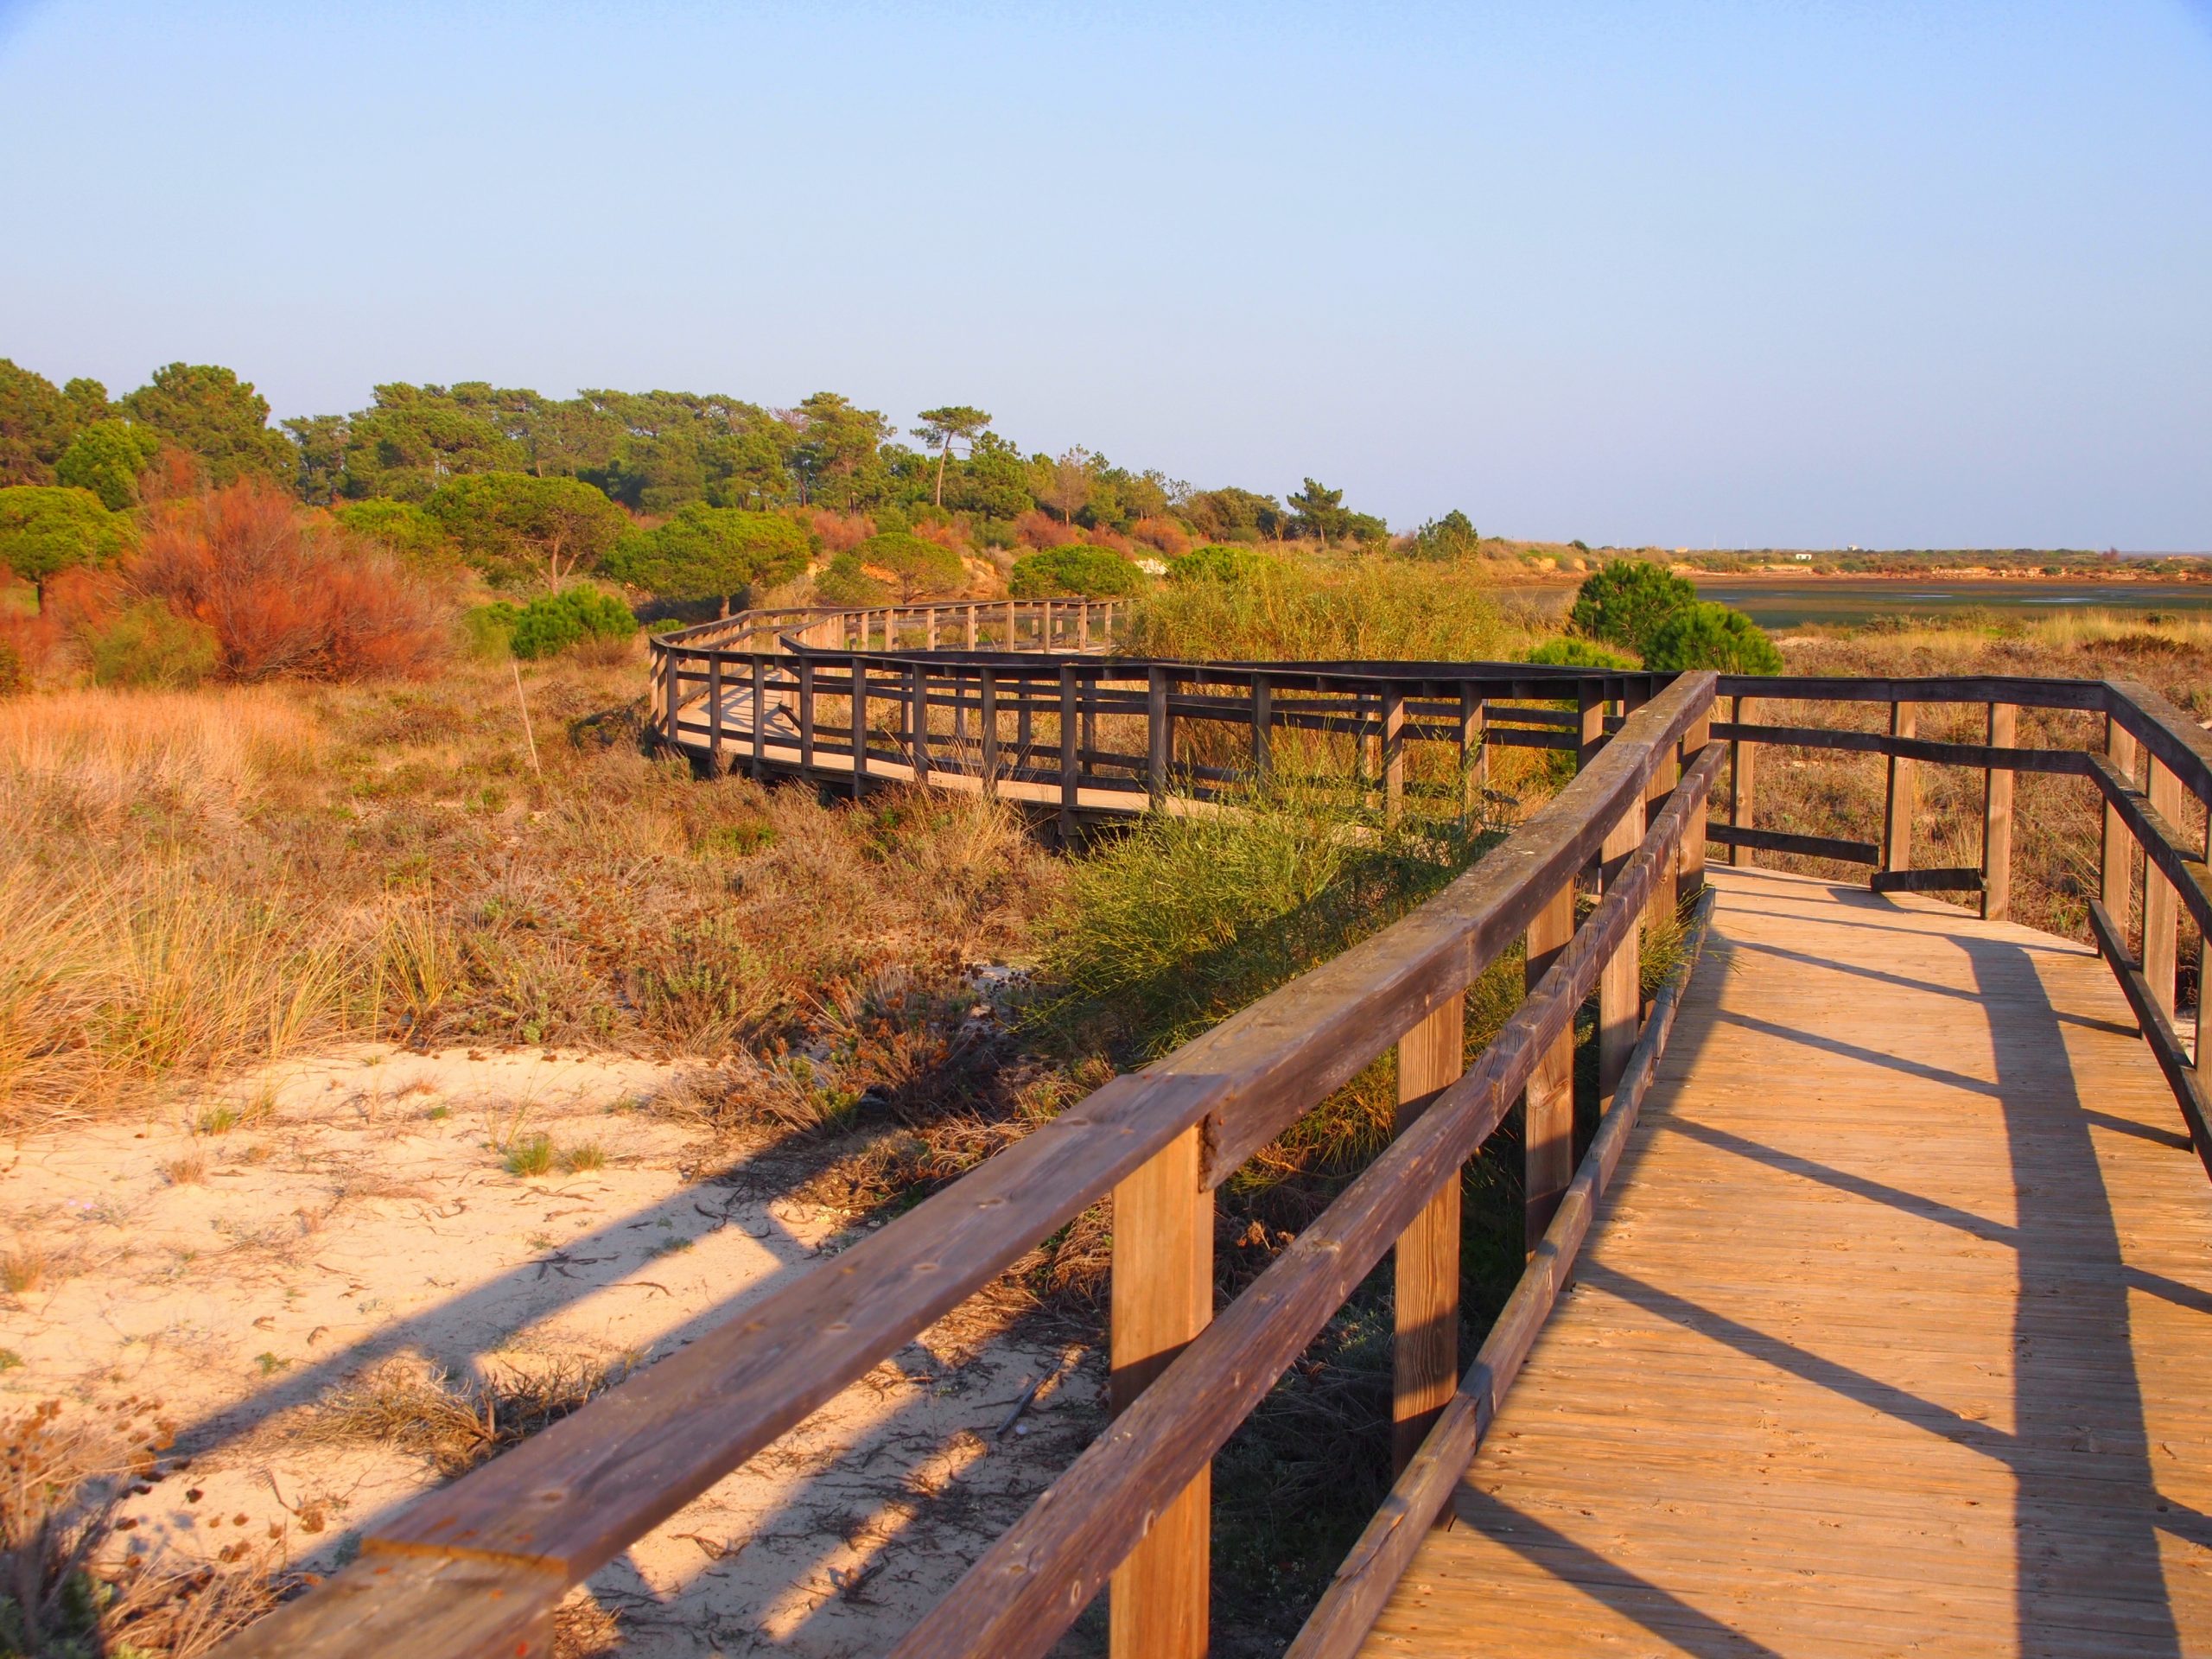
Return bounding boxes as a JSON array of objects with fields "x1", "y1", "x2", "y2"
[
  {"x1": 459, "y1": 601, "x2": 522, "y2": 660},
  {"x1": 1643, "y1": 601, "x2": 1784, "y2": 674},
  {"x1": 1008, "y1": 545, "x2": 1147, "y2": 600},
  {"x1": 1523, "y1": 637, "x2": 1636, "y2": 670},
  {"x1": 508, "y1": 587, "x2": 636, "y2": 660},
  {"x1": 1170, "y1": 544, "x2": 1274, "y2": 586},
  {"x1": 814, "y1": 550, "x2": 889, "y2": 607},
  {"x1": 84, "y1": 601, "x2": 220, "y2": 688},
  {"x1": 1566, "y1": 560, "x2": 1697, "y2": 655},
  {"x1": 333, "y1": 499, "x2": 461, "y2": 569},
  {"x1": 54, "y1": 419, "x2": 162, "y2": 511},
  {"x1": 850, "y1": 531, "x2": 966, "y2": 600}
]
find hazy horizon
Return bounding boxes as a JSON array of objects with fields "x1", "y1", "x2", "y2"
[{"x1": 3, "y1": 1, "x2": 2208, "y2": 550}]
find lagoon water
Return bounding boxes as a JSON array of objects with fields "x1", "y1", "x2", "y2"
[{"x1": 1688, "y1": 577, "x2": 2212, "y2": 631}]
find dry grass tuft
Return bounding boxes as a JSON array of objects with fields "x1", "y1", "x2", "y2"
[
  {"x1": 307, "y1": 1357, "x2": 632, "y2": 1479},
  {"x1": 0, "y1": 1397, "x2": 292, "y2": 1657}
]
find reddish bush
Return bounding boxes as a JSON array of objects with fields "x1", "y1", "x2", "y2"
[
  {"x1": 124, "y1": 480, "x2": 449, "y2": 681},
  {"x1": 1130, "y1": 517, "x2": 1192, "y2": 558},
  {"x1": 1012, "y1": 510, "x2": 1083, "y2": 550},
  {"x1": 799, "y1": 509, "x2": 874, "y2": 555},
  {"x1": 912, "y1": 517, "x2": 969, "y2": 554}
]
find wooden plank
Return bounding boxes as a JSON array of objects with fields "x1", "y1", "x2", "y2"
[
  {"x1": 1598, "y1": 793, "x2": 1644, "y2": 1103},
  {"x1": 2105, "y1": 675, "x2": 2212, "y2": 810},
  {"x1": 1252, "y1": 674, "x2": 1272, "y2": 786},
  {"x1": 1715, "y1": 671, "x2": 2110, "y2": 710},
  {"x1": 1708, "y1": 822, "x2": 1879, "y2": 866},
  {"x1": 212, "y1": 1552, "x2": 556, "y2": 1658},
  {"x1": 1147, "y1": 666, "x2": 1170, "y2": 807},
  {"x1": 2146, "y1": 757, "x2": 2183, "y2": 1019},
  {"x1": 1713, "y1": 721, "x2": 2088, "y2": 776},
  {"x1": 1870, "y1": 866, "x2": 1986, "y2": 894},
  {"x1": 1522, "y1": 878, "x2": 1575, "y2": 1251},
  {"x1": 1382, "y1": 689, "x2": 1406, "y2": 824},
  {"x1": 1393, "y1": 995, "x2": 1465, "y2": 1472},
  {"x1": 2102, "y1": 717, "x2": 2140, "y2": 928},
  {"x1": 1731, "y1": 694, "x2": 1756, "y2": 867},
  {"x1": 1982, "y1": 702, "x2": 2015, "y2": 920},
  {"x1": 1884, "y1": 701, "x2": 1916, "y2": 872},
  {"x1": 849, "y1": 654, "x2": 868, "y2": 800},
  {"x1": 1108, "y1": 1127, "x2": 1212, "y2": 1659}
]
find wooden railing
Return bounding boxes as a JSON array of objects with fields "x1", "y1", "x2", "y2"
[
  {"x1": 216, "y1": 624, "x2": 2209, "y2": 1659},
  {"x1": 1710, "y1": 672, "x2": 2212, "y2": 1171},
  {"x1": 217, "y1": 630, "x2": 1722, "y2": 1658},
  {"x1": 649, "y1": 597, "x2": 1682, "y2": 828}
]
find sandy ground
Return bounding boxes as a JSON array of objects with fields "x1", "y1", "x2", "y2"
[{"x1": 0, "y1": 1045, "x2": 1103, "y2": 1656}]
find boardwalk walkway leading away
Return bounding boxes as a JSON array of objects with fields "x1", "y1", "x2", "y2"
[
  {"x1": 1363, "y1": 864, "x2": 2212, "y2": 1657},
  {"x1": 220, "y1": 624, "x2": 2212, "y2": 1659}
]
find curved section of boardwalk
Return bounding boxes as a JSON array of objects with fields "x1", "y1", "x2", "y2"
[{"x1": 1364, "y1": 864, "x2": 2212, "y2": 1657}]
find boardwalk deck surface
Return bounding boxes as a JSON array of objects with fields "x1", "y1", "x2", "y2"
[{"x1": 1362, "y1": 864, "x2": 2212, "y2": 1658}]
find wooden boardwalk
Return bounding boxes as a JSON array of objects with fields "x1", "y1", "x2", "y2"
[{"x1": 1363, "y1": 863, "x2": 2212, "y2": 1657}]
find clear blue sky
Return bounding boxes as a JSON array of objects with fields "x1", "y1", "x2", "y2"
[{"x1": 3, "y1": 2, "x2": 2207, "y2": 549}]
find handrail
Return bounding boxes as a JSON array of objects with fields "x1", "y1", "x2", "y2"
[{"x1": 216, "y1": 616, "x2": 1720, "y2": 1657}]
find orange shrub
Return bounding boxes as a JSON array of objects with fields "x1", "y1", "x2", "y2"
[
  {"x1": 1012, "y1": 510, "x2": 1083, "y2": 550},
  {"x1": 800, "y1": 508, "x2": 874, "y2": 555},
  {"x1": 912, "y1": 518, "x2": 969, "y2": 554},
  {"x1": 1130, "y1": 517, "x2": 1192, "y2": 558},
  {"x1": 124, "y1": 480, "x2": 448, "y2": 681}
]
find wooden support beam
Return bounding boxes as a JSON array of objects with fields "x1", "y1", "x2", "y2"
[
  {"x1": 1677, "y1": 711, "x2": 1710, "y2": 899},
  {"x1": 1382, "y1": 690, "x2": 1406, "y2": 825},
  {"x1": 849, "y1": 657, "x2": 868, "y2": 800},
  {"x1": 2147, "y1": 758, "x2": 2183, "y2": 1020},
  {"x1": 1642, "y1": 711, "x2": 1678, "y2": 938},
  {"x1": 1522, "y1": 880, "x2": 1575, "y2": 1252},
  {"x1": 1079, "y1": 601, "x2": 1090, "y2": 651},
  {"x1": 1730, "y1": 694, "x2": 1756, "y2": 866},
  {"x1": 911, "y1": 663, "x2": 931, "y2": 783},
  {"x1": 1598, "y1": 796, "x2": 1645, "y2": 1105},
  {"x1": 1884, "y1": 702, "x2": 1917, "y2": 872},
  {"x1": 1393, "y1": 994, "x2": 1464, "y2": 1474},
  {"x1": 706, "y1": 654, "x2": 725, "y2": 776},
  {"x1": 798, "y1": 658, "x2": 816, "y2": 774},
  {"x1": 1109, "y1": 1126, "x2": 1212, "y2": 1659},
  {"x1": 1059, "y1": 664, "x2": 1079, "y2": 843},
  {"x1": 1252, "y1": 675, "x2": 1272, "y2": 787},
  {"x1": 750, "y1": 656, "x2": 765, "y2": 779},
  {"x1": 980, "y1": 670, "x2": 1000, "y2": 800},
  {"x1": 1982, "y1": 702, "x2": 2015, "y2": 921},
  {"x1": 964, "y1": 606, "x2": 977, "y2": 652},
  {"x1": 1871, "y1": 866, "x2": 1986, "y2": 895},
  {"x1": 1459, "y1": 690, "x2": 1486, "y2": 824},
  {"x1": 1147, "y1": 668, "x2": 1171, "y2": 808},
  {"x1": 1577, "y1": 684, "x2": 1605, "y2": 770}
]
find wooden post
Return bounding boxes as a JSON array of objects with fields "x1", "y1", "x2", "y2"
[
  {"x1": 850, "y1": 656, "x2": 868, "y2": 801},
  {"x1": 798, "y1": 658, "x2": 817, "y2": 775},
  {"x1": 1679, "y1": 709, "x2": 1710, "y2": 899},
  {"x1": 1642, "y1": 703, "x2": 1678, "y2": 937},
  {"x1": 964, "y1": 606, "x2": 977, "y2": 652},
  {"x1": 1079, "y1": 601, "x2": 1090, "y2": 651},
  {"x1": 1058, "y1": 664, "x2": 1079, "y2": 842},
  {"x1": 911, "y1": 663, "x2": 931, "y2": 783},
  {"x1": 1523, "y1": 880, "x2": 1576, "y2": 1252},
  {"x1": 2101, "y1": 717, "x2": 2139, "y2": 933},
  {"x1": 2200, "y1": 813, "x2": 2209, "y2": 1088},
  {"x1": 1459, "y1": 690, "x2": 1486, "y2": 824},
  {"x1": 662, "y1": 651, "x2": 682, "y2": 746},
  {"x1": 1147, "y1": 668, "x2": 1171, "y2": 808},
  {"x1": 1730, "y1": 695, "x2": 1757, "y2": 868},
  {"x1": 926, "y1": 608, "x2": 938, "y2": 652},
  {"x1": 1017, "y1": 678, "x2": 1034, "y2": 766},
  {"x1": 1082, "y1": 677, "x2": 1097, "y2": 766},
  {"x1": 1006, "y1": 599, "x2": 1017, "y2": 649},
  {"x1": 1251, "y1": 675, "x2": 1272, "y2": 788},
  {"x1": 1393, "y1": 994, "x2": 1465, "y2": 1474},
  {"x1": 1577, "y1": 683, "x2": 1606, "y2": 771},
  {"x1": 1981, "y1": 702, "x2": 2015, "y2": 921},
  {"x1": 750, "y1": 655, "x2": 766, "y2": 779},
  {"x1": 1382, "y1": 690, "x2": 1406, "y2": 825},
  {"x1": 1598, "y1": 793, "x2": 1646, "y2": 1105},
  {"x1": 1884, "y1": 702, "x2": 1918, "y2": 873},
  {"x1": 1362, "y1": 694, "x2": 1383, "y2": 798},
  {"x1": 1109, "y1": 1127, "x2": 1212, "y2": 1659},
  {"x1": 980, "y1": 669, "x2": 1000, "y2": 800},
  {"x1": 706, "y1": 654, "x2": 725, "y2": 775},
  {"x1": 2146, "y1": 759, "x2": 2182, "y2": 1020}
]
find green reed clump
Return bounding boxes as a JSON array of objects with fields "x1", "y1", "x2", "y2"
[{"x1": 1119, "y1": 555, "x2": 1532, "y2": 663}]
